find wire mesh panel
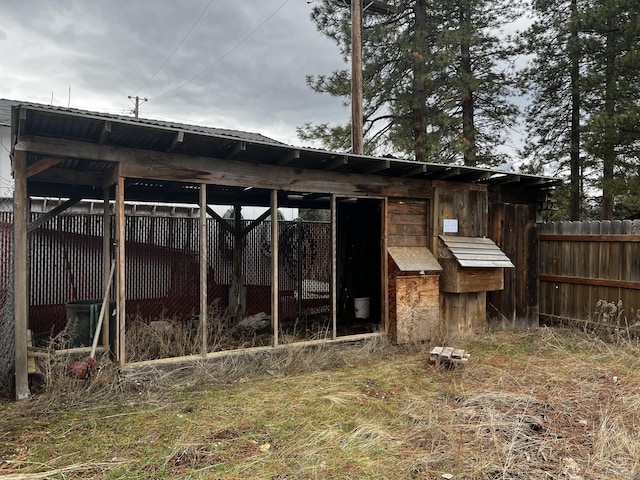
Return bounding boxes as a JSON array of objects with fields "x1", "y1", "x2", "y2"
[
  {"x1": 0, "y1": 211, "x2": 15, "y2": 392},
  {"x1": 0, "y1": 208, "x2": 333, "y2": 361}
]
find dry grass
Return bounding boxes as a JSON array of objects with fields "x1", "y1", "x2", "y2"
[{"x1": 2, "y1": 327, "x2": 640, "y2": 479}]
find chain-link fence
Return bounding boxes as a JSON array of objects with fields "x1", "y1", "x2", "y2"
[{"x1": 0, "y1": 210, "x2": 14, "y2": 394}]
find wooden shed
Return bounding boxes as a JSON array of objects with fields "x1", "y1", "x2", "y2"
[{"x1": 6, "y1": 101, "x2": 559, "y2": 400}]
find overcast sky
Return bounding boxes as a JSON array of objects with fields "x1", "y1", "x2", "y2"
[{"x1": 0, "y1": 0, "x2": 349, "y2": 146}]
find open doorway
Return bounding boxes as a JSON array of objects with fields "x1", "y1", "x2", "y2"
[{"x1": 336, "y1": 197, "x2": 382, "y2": 335}]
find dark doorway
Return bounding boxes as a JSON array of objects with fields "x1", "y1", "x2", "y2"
[{"x1": 336, "y1": 198, "x2": 382, "y2": 334}]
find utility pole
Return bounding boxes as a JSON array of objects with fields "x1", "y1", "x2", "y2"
[
  {"x1": 128, "y1": 95, "x2": 147, "y2": 118},
  {"x1": 349, "y1": 1, "x2": 397, "y2": 155},
  {"x1": 351, "y1": 0, "x2": 364, "y2": 155}
]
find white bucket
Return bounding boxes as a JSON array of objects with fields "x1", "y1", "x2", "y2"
[{"x1": 354, "y1": 297, "x2": 370, "y2": 319}]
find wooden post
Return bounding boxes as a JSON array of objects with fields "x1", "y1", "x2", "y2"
[
  {"x1": 230, "y1": 204, "x2": 244, "y2": 321},
  {"x1": 13, "y1": 150, "x2": 29, "y2": 400},
  {"x1": 199, "y1": 184, "x2": 208, "y2": 357},
  {"x1": 331, "y1": 194, "x2": 337, "y2": 340},
  {"x1": 381, "y1": 197, "x2": 388, "y2": 334},
  {"x1": 351, "y1": 0, "x2": 364, "y2": 155},
  {"x1": 271, "y1": 190, "x2": 279, "y2": 346},
  {"x1": 102, "y1": 187, "x2": 111, "y2": 350},
  {"x1": 115, "y1": 175, "x2": 126, "y2": 366}
]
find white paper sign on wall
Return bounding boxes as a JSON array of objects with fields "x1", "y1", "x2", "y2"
[{"x1": 443, "y1": 219, "x2": 458, "y2": 233}]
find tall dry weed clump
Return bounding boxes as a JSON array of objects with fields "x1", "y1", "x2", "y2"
[
  {"x1": 592, "y1": 299, "x2": 640, "y2": 342},
  {"x1": 125, "y1": 300, "x2": 235, "y2": 362}
]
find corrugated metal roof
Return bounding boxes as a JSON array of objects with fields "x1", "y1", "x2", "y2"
[
  {"x1": 439, "y1": 236, "x2": 514, "y2": 268},
  {"x1": 388, "y1": 247, "x2": 442, "y2": 272},
  {"x1": 6, "y1": 99, "x2": 561, "y2": 206},
  {"x1": 0, "y1": 98, "x2": 284, "y2": 144},
  {"x1": 0, "y1": 99, "x2": 18, "y2": 126}
]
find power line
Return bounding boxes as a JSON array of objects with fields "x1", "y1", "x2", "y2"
[
  {"x1": 150, "y1": 0, "x2": 289, "y2": 102},
  {"x1": 134, "y1": 0, "x2": 214, "y2": 95}
]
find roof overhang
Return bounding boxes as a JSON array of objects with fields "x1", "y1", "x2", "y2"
[{"x1": 9, "y1": 102, "x2": 560, "y2": 207}]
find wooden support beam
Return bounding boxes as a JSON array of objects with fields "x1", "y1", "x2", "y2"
[
  {"x1": 539, "y1": 274, "x2": 640, "y2": 290},
  {"x1": 98, "y1": 121, "x2": 112, "y2": 144},
  {"x1": 168, "y1": 130, "x2": 184, "y2": 152},
  {"x1": 13, "y1": 150, "x2": 30, "y2": 400},
  {"x1": 200, "y1": 184, "x2": 208, "y2": 358},
  {"x1": 206, "y1": 206, "x2": 235, "y2": 235},
  {"x1": 539, "y1": 234, "x2": 640, "y2": 242},
  {"x1": 26, "y1": 156, "x2": 64, "y2": 178},
  {"x1": 331, "y1": 194, "x2": 337, "y2": 341},
  {"x1": 116, "y1": 174, "x2": 126, "y2": 366},
  {"x1": 15, "y1": 135, "x2": 434, "y2": 199},
  {"x1": 381, "y1": 197, "x2": 388, "y2": 335},
  {"x1": 103, "y1": 165, "x2": 117, "y2": 189},
  {"x1": 241, "y1": 209, "x2": 271, "y2": 237},
  {"x1": 271, "y1": 190, "x2": 279, "y2": 347},
  {"x1": 27, "y1": 196, "x2": 82, "y2": 234},
  {"x1": 277, "y1": 149, "x2": 300, "y2": 166}
]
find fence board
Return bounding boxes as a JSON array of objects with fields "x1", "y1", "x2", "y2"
[{"x1": 539, "y1": 221, "x2": 640, "y2": 332}]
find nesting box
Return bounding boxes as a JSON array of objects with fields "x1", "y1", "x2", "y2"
[
  {"x1": 388, "y1": 247, "x2": 443, "y2": 343},
  {"x1": 438, "y1": 236, "x2": 514, "y2": 293},
  {"x1": 437, "y1": 236, "x2": 514, "y2": 339}
]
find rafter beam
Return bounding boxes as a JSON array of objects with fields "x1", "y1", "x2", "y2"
[
  {"x1": 167, "y1": 130, "x2": 184, "y2": 152},
  {"x1": 360, "y1": 159, "x2": 390, "y2": 174},
  {"x1": 26, "y1": 156, "x2": 63, "y2": 178},
  {"x1": 226, "y1": 141, "x2": 246, "y2": 159},
  {"x1": 325, "y1": 155, "x2": 348, "y2": 171},
  {"x1": 30, "y1": 167, "x2": 103, "y2": 186},
  {"x1": 402, "y1": 164, "x2": 428, "y2": 177},
  {"x1": 432, "y1": 167, "x2": 461, "y2": 180},
  {"x1": 277, "y1": 149, "x2": 300, "y2": 166},
  {"x1": 98, "y1": 121, "x2": 112, "y2": 144}
]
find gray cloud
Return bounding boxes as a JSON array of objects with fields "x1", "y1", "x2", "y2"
[{"x1": 0, "y1": 0, "x2": 348, "y2": 144}]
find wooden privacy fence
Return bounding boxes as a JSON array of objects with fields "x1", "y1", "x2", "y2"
[{"x1": 538, "y1": 220, "x2": 640, "y2": 333}]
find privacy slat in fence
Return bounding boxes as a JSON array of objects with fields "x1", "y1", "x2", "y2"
[
  {"x1": 539, "y1": 220, "x2": 640, "y2": 330},
  {"x1": 0, "y1": 212, "x2": 331, "y2": 339}
]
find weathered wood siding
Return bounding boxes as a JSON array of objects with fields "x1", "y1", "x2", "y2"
[
  {"x1": 488, "y1": 203, "x2": 539, "y2": 329},
  {"x1": 387, "y1": 198, "x2": 430, "y2": 247},
  {"x1": 432, "y1": 183, "x2": 489, "y2": 338},
  {"x1": 538, "y1": 220, "x2": 640, "y2": 330},
  {"x1": 432, "y1": 181, "x2": 487, "y2": 246}
]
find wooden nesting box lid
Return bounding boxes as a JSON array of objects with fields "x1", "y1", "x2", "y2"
[
  {"x1": 388, "y1": 247, "x2": 442, "y2": 273},
  {"x1": 439, "y1": 235, "x2": 514, "y2": 268}
]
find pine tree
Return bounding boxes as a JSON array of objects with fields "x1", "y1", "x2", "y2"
[
  {"x1": 519, "y1": 0, "x2": 584, "y2": 220},
  {"x1": 298, "y1": 0, "x2": 520, "y2": 166},
  {"x1": 522, "y1": 0, "x2": 640, "y2": 220},
  {"x1": 581, "y1": 0, "x2": 640, "y2": 219}
]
